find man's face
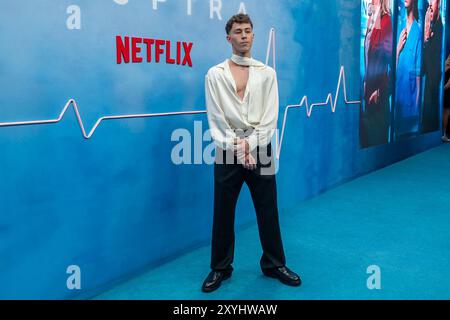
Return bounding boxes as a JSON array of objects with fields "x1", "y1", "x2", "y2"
[
  {"x1": 227, "y1": 22, "x2": 254, "y2": 55},
  {"x1": 369, "y1": 0, "x2": 380, "y2": 16},
  {"x1": 404, "y1": 0, "x2": 412, "y2": 9},
  {"x1": 430, "y1": 0, "x2": 440, "y2": 21}
]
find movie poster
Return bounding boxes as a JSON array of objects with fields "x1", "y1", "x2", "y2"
[
  {"x1": 393, "y1": 0, "x2": 424, "y2": 140},
  {"x1": 420, "y1": 0, "x2": 446, "y2": 134},
  {"x1": 360, "y1": 0, "x2": 446, "y2": 147},
  {"x1": 360, "y1": 0, "x2": 395, "y2": 148}
]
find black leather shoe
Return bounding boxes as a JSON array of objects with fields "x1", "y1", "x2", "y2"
[
  {"x1": 201, "y1": 270, "x2": 232, "y2": 293},
  {"x1": 262, "y1": 266, "x2": 301, "y2": 286}
]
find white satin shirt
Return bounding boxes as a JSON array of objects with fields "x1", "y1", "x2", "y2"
[{"x1": 205, "y1": 59, "x2": 279, "y2": 152}]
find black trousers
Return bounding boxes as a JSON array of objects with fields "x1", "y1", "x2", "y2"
[{"x1": 210, "y1": 143, "x2": 286, "y2": 272}]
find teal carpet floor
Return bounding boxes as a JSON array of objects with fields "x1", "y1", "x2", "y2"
[{"x1": 95, "y1": 144, "x2": 450, "y2": 300}]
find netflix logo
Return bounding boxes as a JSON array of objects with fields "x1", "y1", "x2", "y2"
[{"x1": 116, "y1": 35, "x2": 193, "y2": 67}]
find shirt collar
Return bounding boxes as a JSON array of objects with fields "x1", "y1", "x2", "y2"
[
  {"x1": 216, "y1": 58, "x2": 266, "y2": 70},
  {"x1": 216, "y1": 59, "x2": 228, "y2": 70}
]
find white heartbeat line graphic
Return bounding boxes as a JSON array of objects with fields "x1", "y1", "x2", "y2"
[
  {"x1": 275, "y1": 65, "x2": 360, "y2": 159},
  {"x1": 0, "y1": 28, "x2": 360, "y2": 160}
]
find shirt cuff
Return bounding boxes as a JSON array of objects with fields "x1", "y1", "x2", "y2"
[
  {"x1": 246, "y1": 134, "x2": 258, "y2": 153},
  {"x1": 212, "y1": 139, "x2": 234, "y2": 152}
]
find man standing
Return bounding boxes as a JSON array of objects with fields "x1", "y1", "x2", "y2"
[
  {"x1": 421, "y1": 0, "x2": 443, "y2": 133},
  {"x1": 202, "y1": 13, "x2": 301, "y2": 293}
]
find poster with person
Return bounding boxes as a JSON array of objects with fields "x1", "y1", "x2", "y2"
[
  {"x1": 360, "y1": 0, "x2": 447, "y2": 147},
  {"x1": 421, "y1": 0, "x2": 445, "y2": 134},
  {"x1": 360, "y1": 0, "x2": 395, "y2": 148}
]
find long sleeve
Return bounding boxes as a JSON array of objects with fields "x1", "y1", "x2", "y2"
[
  {"x1": 380, "y1": 15, "x2": 393, "y2": 95},
  {"x1": 246, "y1": 71, "x2": 279, "y2": 152},
  {"x1": 205, "y1": 73, "x2": 237, "y2": 151}
]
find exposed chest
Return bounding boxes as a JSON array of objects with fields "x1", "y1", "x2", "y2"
[{"x1": 228, "y1": 63, "x2": 249, "y2": 100}]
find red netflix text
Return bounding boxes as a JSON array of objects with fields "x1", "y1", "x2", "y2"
[{"x1": 116, "y1": 35, "x2": 193, "y2": 67}]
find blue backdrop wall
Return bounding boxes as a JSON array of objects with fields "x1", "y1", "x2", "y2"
[{"x1": 0, "y1": 0, "x2": 442, "y2": 299}]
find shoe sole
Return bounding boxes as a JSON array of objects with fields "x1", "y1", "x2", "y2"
[
  {"x1": 201, "y1": 272, "x2": 232, "y2": 293},
  {"x1": 262, "y1": 270, "x2": 302, "y2": 287}
]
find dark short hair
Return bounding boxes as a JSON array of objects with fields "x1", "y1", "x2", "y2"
[
  {"x1": 225, "y1": 14, "x2": 253, "y2": 35},
  {"x1": 412, "y1": 0, "x2": 419, "y2": 21}
]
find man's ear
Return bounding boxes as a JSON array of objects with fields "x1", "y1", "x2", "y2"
[{"x1": 226, "y1": 35, "x2": 231, "y2": 43}]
